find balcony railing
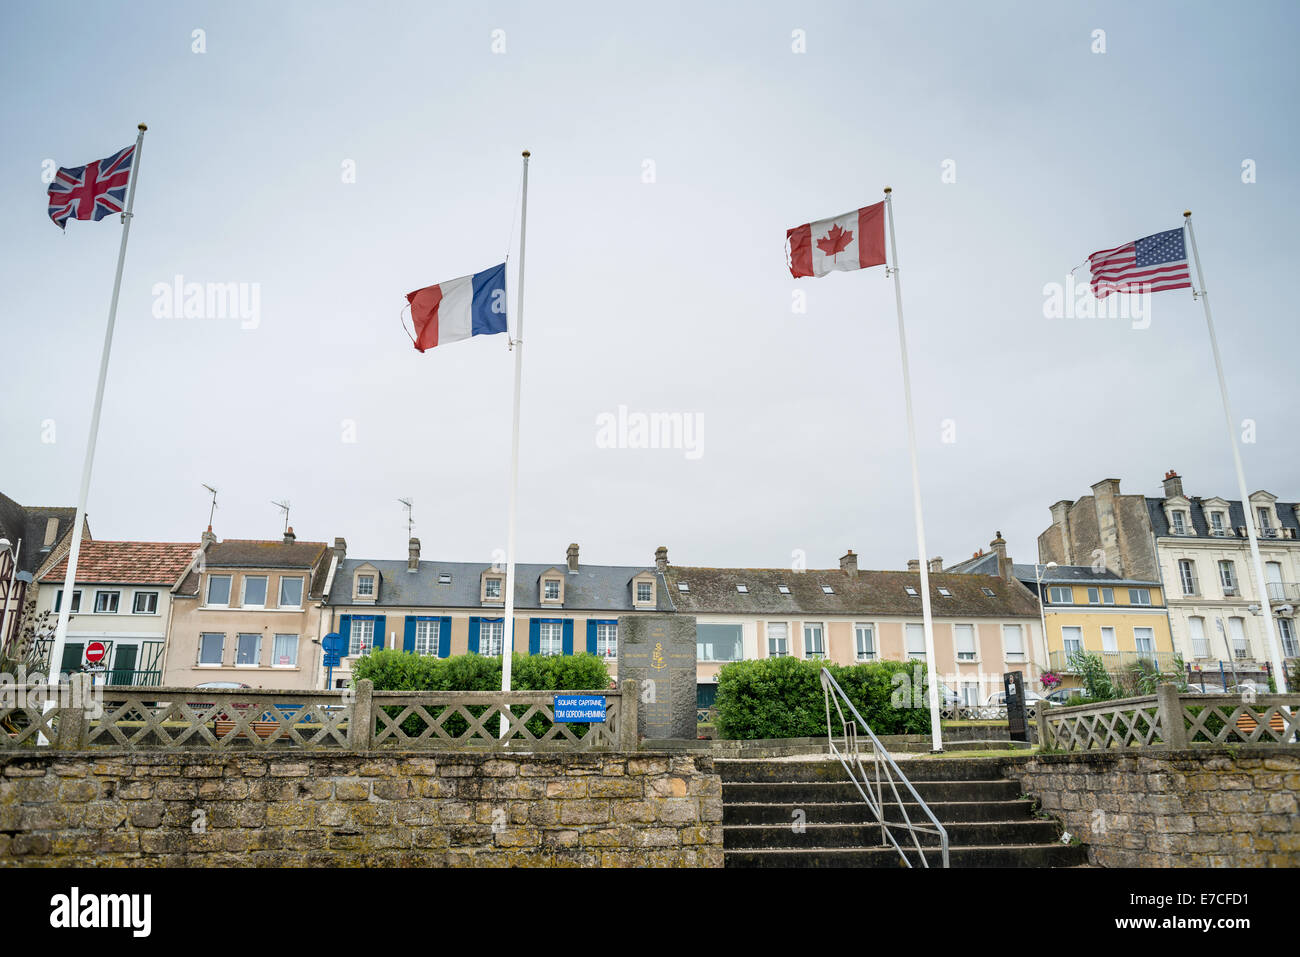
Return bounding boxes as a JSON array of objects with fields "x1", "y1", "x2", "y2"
[
  {"x1": 1048, "y1": 649, "x2": 1183, "y2": 674},
  {"x1": 1266, "y1": 581, "x2": 1300, "y2": 604}
]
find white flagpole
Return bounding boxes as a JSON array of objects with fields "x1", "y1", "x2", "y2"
[
  {"x1": 500, "y1": 149, "x2": 530, "y2": 736},
  {"x1": 48, "y1": 123, "x2": 148, "y2": 682},
  {"x1": 883, "y1": 187, "x2": 943, "y2": 752},
  {"x1": 1183, "y1": 210, "x2": 1289, "y2": 695}
]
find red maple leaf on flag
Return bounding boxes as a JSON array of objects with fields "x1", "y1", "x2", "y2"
[{"x1": 816, "y1": 223, "x2": 853, "y2": 261}]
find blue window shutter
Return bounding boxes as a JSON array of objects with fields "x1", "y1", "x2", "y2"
[
  {"x1": 467, "y1": 617, "x2": 480, "y2": 654},
  {"x1": 339, "y1": 615, "x2": 352, "y2": 649},
  {"x1": 562, "y1": 619, "x2": 574, "y2": 655},
  {"x1": 402, "y1": 616, "x2": 415, "y2": 653},
  {"x1": 586, "y1": 620, "x2": 598, "y2": 655},
  {"x1": 439, "y1": 617, "x2": 452, "y2": 658},
  {"x1": 528, "y1": 619, "x2": 540, "y2": 656},
  {"x1": 373, "y1": 615, "x2": 386, "y2": 650}
]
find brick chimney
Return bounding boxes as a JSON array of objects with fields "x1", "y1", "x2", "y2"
[
  {"x1": 655, "y1": 546, "x2": 668, "y2": 572},
  {"x1": 1048, "y1": 500, "x2": 1073, "y2": 565},
  {"x1": 1162, "y1": 469, "x2": 1184, "y2": 499},
  {"x1": 907, "y1": 559, "x2": 920, "y2": 572},
  {"x1": 408, "y1": 537, "x2": 420, "y2": 572},
  {"x1": 567, "y1": 543, "x2": 580, "y2": 573},
  {"x1": 283, "y1": 526, "x2": 296, "y2": 545},
  {"x1": 201, "y1": 525, "x2": 217, "y2": 547},
  {"x1": 333, "y1": 537, "x2": 347, "y2": 564},
  {"x1": 929, "y1": 557, "x2": 943, "y2": 573},
  {"x1": 839, "y1": 549, "x2": 858, "y2": 577}
]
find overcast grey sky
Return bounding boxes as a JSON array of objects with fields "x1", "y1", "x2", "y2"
[{"x1": 2, "y1": 0, "x2": 1297, "y2": 572}]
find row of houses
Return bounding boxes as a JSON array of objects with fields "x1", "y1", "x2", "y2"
[{"x1": 2, "y1": 468, "x2": 1296, "y2": 703}]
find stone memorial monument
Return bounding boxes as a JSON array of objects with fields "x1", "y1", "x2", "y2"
[{"x1": 617, "y1": 614, "x2": 697, "y2": 740}]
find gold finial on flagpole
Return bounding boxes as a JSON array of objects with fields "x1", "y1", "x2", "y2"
[
  {"x1": 138, "y1": 123, "x2": 148, "y2": 131},
  {"x1": 1184, "y1": 210, "x2": 1192, "y2": 218},
  {"x1": 883, "y1": 186, "x2": 892, "y2": 194},
  {"x1": 522, "y1": 150, "x2": 530, "y2": 157}
]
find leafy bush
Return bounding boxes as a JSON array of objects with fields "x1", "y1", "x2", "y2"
[
  {"x1": 713, "y1": 657, "x2": 932, "y2": 740},
  {"x1": 1067, "y1": 651, "x2": 1117, "y2": 701},
  {"x1": 352, "y1": 650, "x2": 610, "y2": 740}
]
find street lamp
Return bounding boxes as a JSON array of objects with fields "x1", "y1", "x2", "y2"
[{"x1": 1035, "y1": 561, "x2": 1058, "y2": 676}]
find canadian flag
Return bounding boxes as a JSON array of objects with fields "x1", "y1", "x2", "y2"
[{"x1": 786, "y1": 201, "x2": 887, "y2": 278}]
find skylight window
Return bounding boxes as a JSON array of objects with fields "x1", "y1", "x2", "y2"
[
  {"x1": 938, "y1": 587, "x2": 952, "y2": 597},
  {"x1": 905, "y1": 586, "x2": 919, "y2": 597},
  {"x1": 736, "y1": 584, "x2": 748, "y2": 593},
  {"x1": 778, "y1": 584, "x2": 790, "y2": 594},
  {"x1": 981, "y1": 587, "x2": 995, "y2": 597},
  {"x1": 677, "y1": 582, "x2": 689, "y2": 592},
  {"x1": 438, "y1": 573, "x2": 451, "y2": 584},
  {"x1": 821, "y1": 585, "x2": 834, "y2": 594}
]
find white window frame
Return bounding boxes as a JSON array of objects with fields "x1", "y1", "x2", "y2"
[
  {"x1": 854, "y1": 623, "x2": 875, "y2": 662},
  {"x1": 802, "y1": 622, "x2": 826, "y2": 658},
  {"x1": 349, "y1": 619, "x2": 374, "y2": 657},
  {"x1": 767, "y1": 622, "x2": 788, "y2": 658},
  {"x1": 1278, "y1": 618, "x2": 1298, "y2": 658},
  {"x1": 278, "y1": 576, "x2": 304, "y2": 608},
  {"x1": 206, "y1": 574, "x2": 232, "y2": 607},
  {"x1": 1087, "y1": 587, "x2": 1114, "y2": 605},
  {"x1": 543, "y1": 580, "x2": 561, "y2": 601},
  {"x1": 595, "y1": 622, "x2": 617, "y2": 659},
  {"x1": 484, "y1": 578, "x2": 503, "y2": 601},
  {"x1": 539, "y1": 621, "x2": 563, "y2": 656},
  {"x1": 1228, "y1": 617, "x2": 1249, "y2": 659},
  {"x1": 1188, "y1": 617, "x2": 1209, "y2": 659},
  {"x1": 235, "y1": 632, "x2": 262, "y2": 667},
  {"x1": 241, "y1": 575, "x2": 269, "y2": 609},
  {"x1": 1128, "y1": 588, "x2": 1152, "y2": 606},
  {"x1": 55, "y1": 589, "x2": 82, "y2": 614},
  {"x1": 1171, "y1": 511, "x2": 1188, "y2": 535},
  {"x1": 94, "y1": 590, "x2": 120, "y2": 614},
  {"x1": 480, "y1": 619, "x2": 504, "y2": 656},
  {"x1": 1134, "y1": 627, "x2": 1155, "y2": 658},
  {"x1": 1002, "y1": 624, "x2": 1025, "y2": 659},
  {"x1": 1218, "y1": 560, "x2": 1237, "y2": 593},
  {"x1": 1178, "y1": 560, "x2": 1198, "y2": 597},
  {"x1": 1210, "y1": 511, "x2": 1226, "y2": 535},
  {"x1": 414, "y1": 620, "x2": 440, "y2": 657},
  {"x1": 1062, "y1": 626, "x2": 1084, "y2": 658},
  {"x1": 356, "y1": 574, "x2": 376, "y2": 598},
  {"x1": 1048, "y1": 586, "x2": 1072, "y2": 604},
  {"x1": 132, "y1": 591, "x2": 159, "y2": 615},
  {"x1": 905, "y1": 623, "x2": 926, "y2": 660},
  {"x1": 1101, "y1": 626, "x2": 1118, "y2": 655},
  {"x1": 198, "y1": 632, "x2": 224, "y2": 666},
  {"x1": 954, "y1": 623, "x2": 977, "y2": 661},
  {"x1": 272, "y1": 633, "x2": 298, "y2": 667},
  {"x1": 636, "y1": 581, "x2": 652, "y2": 604}
]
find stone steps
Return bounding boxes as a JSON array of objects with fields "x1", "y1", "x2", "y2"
[{"x1": 718, "y1": 757, "x2": 1086, "y2": 868}]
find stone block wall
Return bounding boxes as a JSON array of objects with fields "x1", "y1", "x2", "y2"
[
  {"x1": 0, "y1": 750, "x2": 723, "y2": 867},
  {"x1": 1007, "y1": 746, "x2": 1300, "y2": 867}
]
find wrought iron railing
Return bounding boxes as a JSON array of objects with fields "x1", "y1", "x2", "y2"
[{"x1": 820, "y1": 667, "x2": 949, "y2": 868}]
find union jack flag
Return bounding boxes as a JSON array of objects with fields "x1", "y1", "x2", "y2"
[{"x1": 47, "y1": 144, "x2": 135, "y2": 230}]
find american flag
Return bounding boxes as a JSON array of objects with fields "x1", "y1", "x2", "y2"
[
  {"x1": 47, "y1": 144, "x2": 135, "y2": 230},
  {"x1": 1086, "y1": 227, "x2": 1191, "y2": 298}
]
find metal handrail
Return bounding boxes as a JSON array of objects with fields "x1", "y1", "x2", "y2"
[{"x1": 820, "y1": 667, "x2": 949, "y2": 868}]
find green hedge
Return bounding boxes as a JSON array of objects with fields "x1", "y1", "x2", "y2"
[
  {"x1": 713, "y1": 657, "x2": 933, "y2": 740},
  {"x1": 351, "y1": 650, "x2": 610, "y2": 739}
]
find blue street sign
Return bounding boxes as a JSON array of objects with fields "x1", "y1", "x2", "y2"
[
  {"x1": 323, "y1": 653, "x2": 341, "y2": 667},
  {"x1": 554, "y1": 694, "x2": 606, "y2": 723},
  {"x1": 322, "y1": 633, "x2": 346, "y2": 656}
]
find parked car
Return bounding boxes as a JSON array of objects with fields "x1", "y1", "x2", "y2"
[
  {"x1": 1044, "y1": 688, "x2": 1081, "y2": 706},
  {"x1": 986, "y1": 688, "x2": 1050, "y2": 719}
]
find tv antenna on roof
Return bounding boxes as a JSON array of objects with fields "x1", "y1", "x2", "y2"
[
  {"x1": 202, "y1": 485, "x2": 218, "y2": 526},
  {"x1": 272, "y1": 500, "x2": 291, "y2": 535},
  {"x1": 398, "y1": 498, "x2": 414, "y2": 539}
]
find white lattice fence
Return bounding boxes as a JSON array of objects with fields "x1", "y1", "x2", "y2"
[
  {"x1": 1181, "y1": 694, "x2": 1300, "y2": 745},
  {"x1": 369, "y1": 690, "x2": 626, "y2": 750}
]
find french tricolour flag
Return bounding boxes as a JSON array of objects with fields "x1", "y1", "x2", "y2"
[{"x1": 407, "y1": 263, "x2": 508, "y2": 352}]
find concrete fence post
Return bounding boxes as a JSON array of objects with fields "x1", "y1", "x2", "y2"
[
  {"x1": 1156, "y1": 682, "x2": 1187, "y2": 749},
  {"x1": 1035, "y1": 707, "x2": 1049, "y2": 751},
  {"x1": 619, "y1": 679, "x2": 639, "y2": 752},
  {"x1": 348, "y1": 679, "x2": 374, "y2": 752},
  {"x1": 55, "y1": 672, "x2": 90, "y2": 750}
]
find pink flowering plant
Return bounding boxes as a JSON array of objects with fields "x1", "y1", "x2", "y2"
[{"x1": 1040, "y1": 671, "x2": 1062, "y2": 690}]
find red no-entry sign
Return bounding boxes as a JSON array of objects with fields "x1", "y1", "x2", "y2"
[{"x1": 85, "y1": 641, "x2": 107, "y2": 664}]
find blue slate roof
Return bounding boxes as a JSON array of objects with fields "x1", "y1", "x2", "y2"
[
  {"x1": 1144, "y1": 497, "x2": 1300, "y2": 539},
  {"x1": 1010, "y1": 563, "x2": 1159, "y2": 587},
  {"x1": 326, "y1": 559, "x2": 672, "y2": 612}
]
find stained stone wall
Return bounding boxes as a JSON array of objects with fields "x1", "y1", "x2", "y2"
[
  {"x1": 1008, "y1": 746, "x2": 1300, "y2": 867},
  {"x1": 0, "y1": 750, "x2": 723, "y2": 867},
  {"x1": 618, "y1": 615, "x2": 697, "y2": 740}
]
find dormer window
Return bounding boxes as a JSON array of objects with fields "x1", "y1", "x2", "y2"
[
  {"x1": 357, "y1": 575, "x2": 375, "y2": 597},
  {"x1": 544, "y1": 580, "x2": 560, "y2": 601},
  {"x1": 1210, "y1": 512, "x2": 1226, "y2": 535},
  {"x1": 1170, "y1": 511, "x2": 1189, "y2": 535},
  {"x1": 736, "y1": 584, "x2": 748, "y2": 594},
  {"x1": 1258, "y1": 507, "x2": 1276, "y2": 536},
  {"x1": 484, "y1": 578, "x2": 502, "y2": 600},
  {"x1": 636, "y1": 581, "x2": 652, "y2": 603}
]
